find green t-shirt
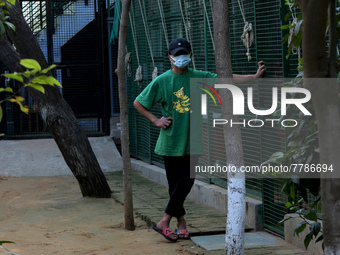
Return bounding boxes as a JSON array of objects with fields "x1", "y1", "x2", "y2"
[{"x1": 136, "y1": 68, "x2": 217, "y2": 156}]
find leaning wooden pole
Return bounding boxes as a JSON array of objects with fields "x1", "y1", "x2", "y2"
[{"x1": 115, "y1": 0, "x2": 135, "y2": 230}]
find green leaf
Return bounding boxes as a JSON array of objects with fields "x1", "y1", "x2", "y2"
[
  {"x1": 0, "y1": 87, "x2": 13, "y2": 93},
  {"x1": 277, "y1": 216, "x2": 292, "y2": 226},
  {"x1": 284, "y1": 12, "x2": 292, "y2": 21},
  {"x1": 0, "y1": 105, "x2": 3, "y2": 122},
  {"x1": 31, "y1": 75, "x2": 61, "y2": 87},
  {"x1": 304, "y1": 233, "x2": 312, "y2": 250},
  {"x1": 27, "y1": 83, "x2": 45, "y2": 93},
  {"x1": 301, "y1": 188, "x2": 308, "y2": 204},
  {"x1": 282, "y1": 33, "x2": 290, "y2": 44},
  {"x1": 2, "y1": 73, "x2": 23, "y2": 83},
  {"x1": 310, "y1": 196, "x2": 321, "y2": 210},
  {"x1": 4, "y1": 21, "x2": 15, "y2": 31},
  {"x1": 315, "y1": 234, "x2": 323, "y2": 243},
  {"x1": 7, "y1": 0, "x2": 16, "y2": 5},
  {"x1": 294, "y1": 222, "x2": 306, "y2": 237},
  {"x1": 294, "y1": 19, "x2": 303, "y2": 35},
  {"x1": 31, "y1": 75, "x2": 51, "y2": 85},
  {"x1": 305, "y1": 153, "x2": 313, "y2": 165},
  {"x1": 290, "y1": 184, "x2": 295, "y2": 200},
  {"x1": 299, "y1": 58, "x2": 303, "y2": 66},
  {"x1": 0, "y1": 241, "x2": 15, "y2": 245},
  {"x1": 24, "y1": 69, "x2": 39, "y2": 77},
  {"x1": 288, "y1": 140, "x2": 300, "y2": 147},
  {"x1": 310, "y1": 222, "x2": 321, "y2": 238},
  {"x1": 317, "y1": 201, "x2": 322, "y2": 212},
  {"x1": 15, "y1": 100, "x2": 29, "y2": 114},
  {"x1": 0, "y1": 21, "x2": 5, "y2": 35},
  {"x1": 47, "y1": 76, "x2": 61, "y2": 87},
  {"x1": 305, "y1": 211, "x2": 318, "y2": 222},
  {"x1": 285, "y1": 202, "x2": 293, "y2": 208},
  {"x1": 266, "y1": 152, "x2": 284, "y2": 163},
  {"x1": 295, "y1": 119, "x2": 305, "y2": 134},
  {"x1": 20, "y1": 59, "x2": 41, "y2": 72},
  {"x1": 41, "y1": 64, "x2": 57, "y2": 74}
]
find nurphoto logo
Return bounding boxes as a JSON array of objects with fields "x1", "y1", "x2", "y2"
[{"x1": 200, "y1": 82, "x2": 311, "y2": 128}]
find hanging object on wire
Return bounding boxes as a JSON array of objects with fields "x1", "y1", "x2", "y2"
[
  {"x1": 134, "y1": 65, "x2": 143, "y2": 87},
  {"x1": 125, "y1": 52, "x2": 132, "y2": 77},
  {"x1": 129, "y1": 4, "x2": 143, "y2": 86},
  {"x1": 287, "y1": 4, "x2": 301, "y2": 62},
  {"x1": 238, "y1": 0, "x2": 254, "y2": 61},
  {"x1": 152, "y1": 67, "x2": 158, "y2": 80}
]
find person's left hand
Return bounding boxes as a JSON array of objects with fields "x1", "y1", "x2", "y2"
[{"x1": 254, "y1": 61, "x2": 266, "y2": 78}]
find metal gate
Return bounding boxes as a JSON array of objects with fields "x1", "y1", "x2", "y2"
[{"x1": 0, "y1": 0, "x2": 111, "y2": 138}]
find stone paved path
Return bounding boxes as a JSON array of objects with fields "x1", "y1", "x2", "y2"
[{"x1": 106, "y1": 171, "x2": 309, "y2": 255}]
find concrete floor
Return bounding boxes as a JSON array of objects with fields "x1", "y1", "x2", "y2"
[
  {"x1": 0, "y1": 138, "x2": 310, "y2": 255},
  {"x1": 107, "y1": 170, "x2": 309, "y2": 255}
]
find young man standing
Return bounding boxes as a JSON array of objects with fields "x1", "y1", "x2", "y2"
[{"x1": 134, "y1": 38, "x2": 265, "y2": 242}]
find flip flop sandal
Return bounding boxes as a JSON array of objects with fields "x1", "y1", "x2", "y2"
[
  {"x1": 152, "y1": 225, "x2": 178, "y2": 242},
  {"x1": 175, "y1": 228, "x2": 190, "y2": 239}
]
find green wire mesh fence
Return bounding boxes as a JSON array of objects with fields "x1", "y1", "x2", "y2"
[{"x1": 122, "y1": 0, "x2": 303, "y2": 235}]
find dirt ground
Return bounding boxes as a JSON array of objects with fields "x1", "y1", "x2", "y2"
[{"x1": 0, "y1": 175, "x2": 189, "y2": 255}]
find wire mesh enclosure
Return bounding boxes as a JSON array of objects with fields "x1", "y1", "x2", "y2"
[
  {"x1": 123, "y1": 0, "x2": 303, "y2": 235},
  {"x1": 0, "y1": 0, "x2": 111, "y2": 139}
]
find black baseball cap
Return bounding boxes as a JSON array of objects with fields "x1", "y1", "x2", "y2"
[{"x1": 168, "y1": 38, "x2": 192, "y2": 55}]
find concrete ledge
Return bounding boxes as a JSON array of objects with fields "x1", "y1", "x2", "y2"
[
  {"x1": 0, "y1": 137, "x2": 122, "y2": 177},
  {"x1": 284, "y1": 213, "x2": 323, "y2": 255},
  {"x1": 131, "y1": 158, "x2": 263, "y2": 231}
]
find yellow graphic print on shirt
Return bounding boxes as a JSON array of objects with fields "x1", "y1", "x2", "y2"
[{"x1": 173, "y1": 87, "x2": 190, "y2": 113}]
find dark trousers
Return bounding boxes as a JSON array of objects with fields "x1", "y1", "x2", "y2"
[{"x1": 163, "y1": 155, "x2": 198, "y2": 218}]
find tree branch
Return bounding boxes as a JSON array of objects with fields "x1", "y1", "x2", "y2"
[
  {"x1": 6, "y1": 0, "x2": 48, "y2": 68},
  {"x1": 0, "y1": 37, "x2": 24, "y2": 73}
]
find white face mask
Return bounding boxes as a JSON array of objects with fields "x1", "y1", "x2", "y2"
[{"x1": 170, "y1": 54, "x2": 191, "y2": 69}]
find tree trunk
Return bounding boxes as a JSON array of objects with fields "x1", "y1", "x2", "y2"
[
  {"x1": 0, "y1": 0, "x2": 112, "y2": 198},
  {"x1": 213, "y1": 0, "x2": 246, "y2": 254},
  {"x1": 297, "y1": 0, "x2": 340, "y2": 254},
  {"x1": 115, "y1": 0, "x2": 135, "y2": 230}
]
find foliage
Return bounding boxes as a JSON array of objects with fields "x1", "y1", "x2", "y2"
[
  {"x1": 262, "y1": 0, "x2": 325, "y2": 250},
  {"x1": 282, "y1": 0, "x2": 340, "y2": 69},
  {"x1": 0, "y1": 59, "x2": 61, "y2": 136},
  {"x1": 0, "y1": 0, "x2": 15, "y2": 37},
  {"x1": 277, "y1": 196, "x2": 323, "y2": 250},
  {"x1": 281, "y1": 0, "x2": 302, "y2": 59},
  {"x1": 263, "y1": 79, "x2": 323, "y2": 250}
]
